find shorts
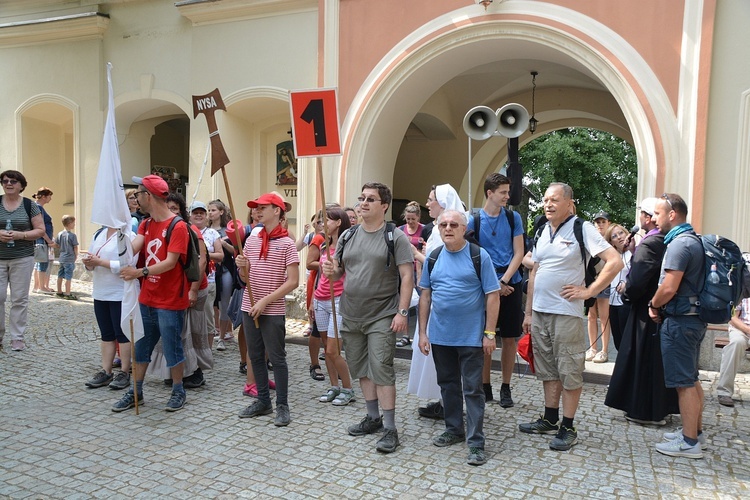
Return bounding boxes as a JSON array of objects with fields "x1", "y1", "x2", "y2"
[
  {"x1": 660, "y1": 315, "x2": 707, "y2": 388},
  {"x1": 135, "y1": 305, "x2": 185, "y2": 367},
  {"x1": 93, "y1": 300, "x2": 130, "y2": 344},
  {"x1": 531, "y1": 311, "x2": 586, "y2": 390},
  {"x1": 58, "y1": 262, "x2": 75, "y2": 280},
  {"x1": 35, "y1": 261, "x2": 49, "y2": 273},
  {"x1": 495, "y1": 281, "x2": 523, "y2": 338},
  {"x1": 596, "y1": 286, "x2": 611, "y2": 299},
  {"x1": 340, "y1": 315, "x2": 396, "y2": 386},
  {"x1": 314, "y1": 296, "x2": 342, "y2": 337}
]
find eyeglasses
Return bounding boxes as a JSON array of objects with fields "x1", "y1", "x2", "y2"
[
  {"x1": 1, "y1": 179, "x2": 19, "y2": 185},
  {"x1": 357, "y1": 196, "x2": 381, "y2": 204},
  {"x1": 661, "y1": 193, "x2": 673, "y2": 209},
  {"x1": 135, "y1": 190, "x2": 149, "y2": 197},
  {"x1": 438, "y1": 221, "x2": 461, "y2": 229}
]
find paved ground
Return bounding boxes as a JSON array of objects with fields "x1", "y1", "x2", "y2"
[{"x1": 1, "y1": 279, "x2": 749, "y2": 499}]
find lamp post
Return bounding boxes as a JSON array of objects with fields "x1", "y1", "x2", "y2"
[{"x1": 529, "y1": 71, "x2": 538, "y2": 134}]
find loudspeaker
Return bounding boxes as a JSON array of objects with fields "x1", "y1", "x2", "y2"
[
  {"x1": 495, "y1": 103, "x2": 529, "y2": 139},
  {"x1": 462, "y1": 106, "x2": 499, "y2": 141}
]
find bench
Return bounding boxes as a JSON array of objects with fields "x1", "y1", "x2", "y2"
[{"x1": 714, "y1": 336, "x2": 750, "y2": 351}]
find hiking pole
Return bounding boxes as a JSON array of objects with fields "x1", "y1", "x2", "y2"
[{"x1": 316, "y1": 157, "x2": 341, "y2": 354}]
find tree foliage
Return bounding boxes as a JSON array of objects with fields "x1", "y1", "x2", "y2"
[{"x1": 517, "y1": 128, "x2": 638, "y2": 229}]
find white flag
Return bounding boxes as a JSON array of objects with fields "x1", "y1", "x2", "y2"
[{"x1": 91, "y1": 62, "x2": 143, "y2": 343}]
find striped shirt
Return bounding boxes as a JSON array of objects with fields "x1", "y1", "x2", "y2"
[
  {"x1": 0, "y1": 197, "x2": 40, "y2": 259},
  {"x1": 241, "y1": 232, "x2": 299, "y2": 316}
]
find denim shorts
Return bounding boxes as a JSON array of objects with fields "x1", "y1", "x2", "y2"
[
  {"x1": 660, "y1": 315, "x2": 707, "y2": 388},
  {"x1": 57, "y1": 262, "x2": 75, "y2": 280},
  {"x1": 35, "y1": 261, "x2": 49, "y2": 273},
  {"x1": 135, "y1": 305, "x2": 185, "y2": 367}
]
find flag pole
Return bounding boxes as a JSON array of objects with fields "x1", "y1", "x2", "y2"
[
  {"x1": 316, "y1": 158, "x2": 340, "y2": 352},
  {"x1": 130, "y1": 319, "x2": 139, "y2": 415}
]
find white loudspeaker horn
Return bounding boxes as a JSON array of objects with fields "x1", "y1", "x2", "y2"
[
  {"x1": 463, "y1": 106, "x2": 499, "y2": 141},
  {"x1": 495, "y1": 103, "x2": 529, "y2": 138}
]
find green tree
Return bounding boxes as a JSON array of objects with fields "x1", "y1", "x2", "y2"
[{"x1": 516, "y1": 128, "x2": 638, "y2": 231}]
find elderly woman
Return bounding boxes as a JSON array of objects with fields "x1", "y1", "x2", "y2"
[
  {"x1": 0, "y1": 170, "x2": 45, "y2": 351},
  {"x1": 406, "y1": 184, "x2": 465, "y2": 418}
]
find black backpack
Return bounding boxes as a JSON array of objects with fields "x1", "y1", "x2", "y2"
[{"x1": 426, "y1": 243, "x2": 482, "y2": 282}]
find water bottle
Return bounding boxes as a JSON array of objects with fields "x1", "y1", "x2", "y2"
[
  {"x1": 5, "y1": 219, "x2": 14, "y2": 248},
  {"x1": 707, "y1": 263, "x2": 720, "y2": 284}
]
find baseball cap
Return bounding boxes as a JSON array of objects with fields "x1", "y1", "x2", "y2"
[
  {"x1": 593, "y1": 210, "x2": 610, "y2": 221},
  {"x1": 638, "y1": 197, "x2": 658, "y2": 217},
  {"x1": 132, "y1": 175, "x2": 169, "y2": 199},
  {"x1": 190, "y1": 201, "x2": 207, "y2": 212},
  {"x1": 247, "y1": 192, "x2": 291, "y2": 212}
]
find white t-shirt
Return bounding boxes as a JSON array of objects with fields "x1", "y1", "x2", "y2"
[
  {"x1": 88, "y1": 228, "x2": 136, "y2": 301},
  {"x1": 531, "y1": 217, "x2": 611, "y2": 317},
  {"x1": 609, "y1": 250, "x2": 632, "y2": 307},
  {"x1": 200, "y1": 226, "x2": 221, "y2": 283}
]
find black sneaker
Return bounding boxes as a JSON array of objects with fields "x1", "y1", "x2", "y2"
[
  {"x1": 165, "y1": 390, "x2": 187, "y2": 412},
  {"x1": 433, "y1": 431, "x2": 465, "y2": 447},
  {"x1": 108, "y1": 371, "x2": 130, "y2": 390},
  {"x1": 183, "y1": 369, "x2": 205, "y2": 389},
  {"x1": 499, "y1": 386, "x2": 514, "y2": 408},
  {"x1": 112, "y1": 391, "x2": 143, "y2": 412},
  {"x1": 239, "y1": 400, "x2": 273, "y2": 418},
  {"x1": 549, "y1": 425, "x2": 578, "y2": 451},
  {"x1": 274, "y1": 404, "x2": 291, "y2": 427},
  {"x1": 86, "y1": 370, "x2": 113, "y2": 388},
  {"x1": 375, "y1": 428, "x2": 400, "y2": 453},
  {"x1": 519, "y1": 416, "x2": 559, "y2": 434},
  {"x1": 467, "y1": 447, "x2": 487, "y2": 466},
  {"x1": 347, "y1": 415, "x2": 384, "y2": 436},
  {"x1": 418, "y1": 401, "x2": 444, "y2": 419}
]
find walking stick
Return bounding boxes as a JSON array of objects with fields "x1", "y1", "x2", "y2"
[
  {"x1": 316, "y1": 158, "x2": 341, "y2": 354},
  {"x1": 130, "y1": 319, "x2": 139, "y2": 415}
]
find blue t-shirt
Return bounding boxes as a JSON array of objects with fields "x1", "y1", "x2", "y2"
[
  {"x1": 660, "y1": 232, "x2": 704, "y2": 314},
  {"x1": 419, "y1": 243, "x2": 500, "y2": 347},
  {"x1": 466, "y1": 208, "x2": 524, "y2": 284}
]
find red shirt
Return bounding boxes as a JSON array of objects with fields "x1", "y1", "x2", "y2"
[
  {"x1": 138, "y1": 216, "x2": 190, "y2": 310},
  {"x1": 192, "y1": 223, "x2": 208, "y2": 291}
]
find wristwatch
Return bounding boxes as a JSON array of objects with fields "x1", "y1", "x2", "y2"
[
  {"x1": 484, "y1": 330, "x2": 496, "y2": 340},
  {"x1": 398, "y1": 308, "x2": 408, "y2": 317},
  {"x1": 142, "y1": 267, "x2": 149, "y2": 277}
]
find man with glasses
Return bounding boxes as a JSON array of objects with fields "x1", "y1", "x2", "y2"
[
  {"x1": 115, "y1": 175, "x2": 191, "y2": 413},
  {"x1": 322, "y1": 182, "x2": 414, "y2": 453},
  {"x1": 649, "y1": 193, "x2": 707, "y2": 459},
  {"x1": 417, "y1": 210, "x2": 499, "y2": 465},
  {"x1": 521, "y1": 182, "x2": 622, "y2": 451}
]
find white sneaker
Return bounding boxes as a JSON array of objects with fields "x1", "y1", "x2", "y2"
[
  {"x1": 663, "y1": 428, "x2": 707, "y2": 451},
  {"x1": 585, "y1": 349, "x2": 597, "y2": 362},
  {"x1": 216, "y1": 340, "x2": 226, "y2": 351},
  {"x1": 592, "y1": 351, "x2": 609, "y2": 363},
  {"x1": 655, "y1": 435, "x2": 703, "y2": 458}
]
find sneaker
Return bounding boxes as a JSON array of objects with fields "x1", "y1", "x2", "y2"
[
  {"x1": 718, "y1": 395, "x2": 735, "y2": 407},
  {"x1": 663, "y1": 428, "x2": 708, "y2": 450},
  {"x1": 655, "y1": 435, "x2": 703, "y2": 459},
  {"x1": 432, "y1": 431, "x2": 465, "y2": 447},
  {"x1": 216, "y1": 340, "x2": 226, "y2": 351},
  {"x1": 519, "y1": 416, "x2": 560, "y2": 434},
  {"x1": 11, "y1": 340, "x2": 26, "y2": 352},
  {"x1": 585, "y1": 348, "x2": 597, "y2": 361},
  {"x1": 332, "y1": 388, "x2": 356, "y2": 406},
  {"x1": 418, "y1": 401, "x2": 444, "y2": 419},
  {"x1": 274, "y1": 404, "x2": 291, "y2": 427},
  {"x1": 112, "y1": 391, "x2": 143, "y2": 412},
  {"x1": 484, "y1": 384, "x2": 494, "y2": 402},
  {"x1": 499, "y1": 386, "x2": 514, "y2": 408},
  {"x1": 108, "y1": 371, "x2": 130, "y2": 390},
  {"x1": 223, "y1": 334, "x2": 235, "y2": 342},
  {"x1": 318, "y1": 353, "x2": 326, "y2": 361},
  {"x1": 375, "y1": 428, "x2": 400, "y2": 453},
  {"x1": 86, "y1": 369, "x2": 114, "y2": 388},
  {"x1": 239, "y1": 400, "x2": 273, "y2": 418},
  {"x1": 549, "y1": 425, "x2": 578, "y2": 451},
  {"x1": 239, "y1": 362, "x2": 247, "y2": 375},
  {"x1": 347, "y1": 415, "x2": 384, "y2": 436},
  {"x1": 467, "y1": 447, "x2": 487, "y2": 466},
  {"x1": 183, "y1": 369, "x2": 205, "y2": 389},
  {"x1": 243, "y1": 383, "x2": 258, "y2": 397},
  {"x1": 165, "y1": 390, "x2": 187, "y2": 412},
  {"x1": 593, "y1": 351, "x2": 609, "y2": 363},
  {"x1": 319, "y1": 387, "x2": 340, "y2": 403}
]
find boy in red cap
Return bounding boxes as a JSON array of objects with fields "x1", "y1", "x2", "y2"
[{"x1": 236, "y1": 192, "x2": 299, "y2": 426}]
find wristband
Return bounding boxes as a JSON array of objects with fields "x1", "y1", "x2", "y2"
[
  {"x1": 500, "y1": 279, "x2": 509, "y2": 286},
  {"x1": 648, "y1": 301, "x2": 659, "y2": 310}
]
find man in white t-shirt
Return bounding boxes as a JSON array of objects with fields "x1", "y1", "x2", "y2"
[{"x1": 521, "y1": 182, "x2": 622, "y2": 451}]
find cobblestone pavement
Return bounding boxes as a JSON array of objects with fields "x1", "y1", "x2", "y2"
[{"x1": 1, "y1": 279, "x2": 749, "y2": 499}]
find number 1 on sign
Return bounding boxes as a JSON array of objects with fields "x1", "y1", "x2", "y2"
[
  {"x1": 300, "y1": 99, "x2": 327, "y2": 148},
  {"x1": 289, "y1": 88, "x2": 341, "y2": 158}
]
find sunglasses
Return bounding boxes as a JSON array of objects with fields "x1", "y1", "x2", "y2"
[
  {"x1": 438, "y1": 221, "x2": 461, "y2": 229},
  {"x1": 357, "y1": 196, "x2": 381, "y2": 204},
  {"x1": 135, "y1": 190, "x2": 149, "y2": 197},
  {"x1": 661, "y1": 193, "x2": 673, "y2": 209},
  {"x1": 1, "y1": 179, "x2": 19, "y2": 185}
]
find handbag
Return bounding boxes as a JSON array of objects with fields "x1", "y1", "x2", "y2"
[
  {"x1": 228, "y1": 287, "x2": 244, "y2": 330},
  {"x1": 517, "y1": 333, "x2": 535, "y2": 373},
  {"x1": 34, "y1": 242, "x2": 49, "y2": 263}
]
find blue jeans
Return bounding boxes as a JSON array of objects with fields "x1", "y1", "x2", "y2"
[
  {"x1": 432, "y1": 344, "x2": 485, "y2": 449},
  {"x1": 135, "y1": 305, "x2": 185, "y2": 368},
  {"x1": 243, "y1": 313, "x2": 288, "y2": 407}
]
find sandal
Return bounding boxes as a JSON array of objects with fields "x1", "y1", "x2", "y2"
[
  {"x1": 396, "y1": 336, "x2": 412, "y2": 347},
  {"x1": 309, "y1": 364, "x2": 325, "y2": 381},
  {"x1": 63, "y1": 294, "x2": 79, "y2": 301}
]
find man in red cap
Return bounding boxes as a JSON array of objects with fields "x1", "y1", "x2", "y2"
[
  {"x1": 236, "y1": 192, "x2": 299, "y2": 427},
  {"x1": 114, "y1": 174, "x2": 191, "y2": 413}
]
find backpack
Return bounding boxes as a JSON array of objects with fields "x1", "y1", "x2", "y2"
[
  {"x1": 465, "y1": 208, "x2": 515, "y2": 247},
  {"x1": 146, "y1": 216, "x2": 202, "y2": 284},
  {"x1": 686, "y1": 234, "x2": 747, "y2": 324},
  {"x1": 0, "y1": 196, "x2": 33, "y2": 225},
  {"x1": 338, "y1": 222, "x2": 398, "y2": 269},
  {"x1": 426, "y1": 242, "x2": 482, "y2": 282}
]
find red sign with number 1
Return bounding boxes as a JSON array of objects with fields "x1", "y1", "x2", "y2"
[{"x1": 289, "y1": 88, "x2": 342, "y2": 158}]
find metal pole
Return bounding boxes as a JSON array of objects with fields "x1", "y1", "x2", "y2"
[{"x1": 467, "y1": 136, "x2": 472, "y2": 210}]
